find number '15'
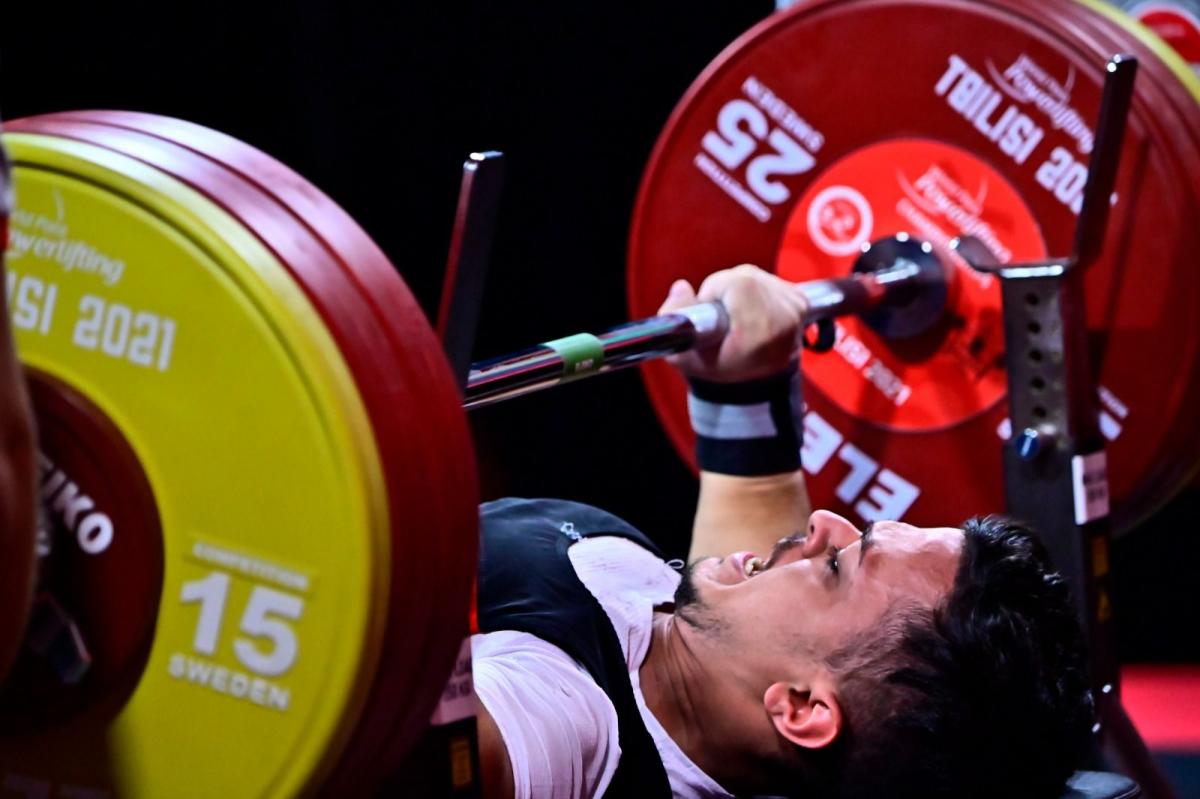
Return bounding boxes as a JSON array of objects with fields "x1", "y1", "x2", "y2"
[{"x1": 180, "y1": 571, "x2": 304, "y2": 677}]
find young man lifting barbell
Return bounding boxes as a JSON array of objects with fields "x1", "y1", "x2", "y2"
[
  {"x1": 0, "y1": 242, "x2": 1093, "y2": 795},
  {"x1": 471, "y1": 264, "x2": 1094, "y2": 799}
]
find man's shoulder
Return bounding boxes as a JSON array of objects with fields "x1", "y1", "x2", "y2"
[{"x1": 481, "y1": 497, "x2": 662, "y2": 555}]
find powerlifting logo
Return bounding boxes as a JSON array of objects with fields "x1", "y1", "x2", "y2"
[
  {"x1": 896, "y1": 165, "x2": 1013, "y2": 266},
  {"x1": 987, "y1": 54, "x2": 1095, "y2": 155},
  {"x1": 6, "y1": 190, "x2": 126, "y2": 286}
]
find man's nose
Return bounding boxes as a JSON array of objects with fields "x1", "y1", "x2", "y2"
[{"x1": 803, "y1": 510, "x2": 863, "y2": 557}]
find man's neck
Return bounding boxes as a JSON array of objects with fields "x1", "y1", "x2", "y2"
[{"x1": 639, "y1": 610, "x2": 741, "y2": 792}]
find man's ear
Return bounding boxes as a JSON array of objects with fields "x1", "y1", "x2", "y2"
[{"x1": 763, "y1": 680, "x2": 843, "y2": 749}]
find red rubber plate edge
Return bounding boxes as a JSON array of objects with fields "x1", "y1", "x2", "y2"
[{"x1": 6, "y1": 116, "x2": 478, "y2": 787}]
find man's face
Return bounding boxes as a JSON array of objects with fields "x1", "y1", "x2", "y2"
[{"x1": 675, "y1": 510, "x2": 965, "y2": 673}]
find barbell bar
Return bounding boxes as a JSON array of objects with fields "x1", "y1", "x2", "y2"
[{"x1": 464, "y1": 236, "x2": 950, "y2": 408}]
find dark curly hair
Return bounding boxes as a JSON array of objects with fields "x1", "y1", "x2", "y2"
[{"x1": 819, "y1": 516, "x2": 1095, "y2": 799}]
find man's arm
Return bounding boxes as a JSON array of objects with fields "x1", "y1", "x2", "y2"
[
  {"x1": 475, "y1": 696, "x2": 515, "y2": 799},
  {"x1": 656, "y1": 265, "x2": 811, "y2": 561},
  {"x1": 690, "y1": 470, "x2": 810, "y2": 561}
]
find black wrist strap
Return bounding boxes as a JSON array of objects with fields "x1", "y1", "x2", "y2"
[{"x1": 687, "y1": 364, "x2": 803, "y2": 476}]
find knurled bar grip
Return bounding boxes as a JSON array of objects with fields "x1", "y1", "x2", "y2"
[{"x1": 463, "y1": 259, "x2": 917, "y2": 409}]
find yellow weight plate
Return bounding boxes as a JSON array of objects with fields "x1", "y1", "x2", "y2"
[{"x1": 1, "y1": 134, "x2": 389, "y2": 797}]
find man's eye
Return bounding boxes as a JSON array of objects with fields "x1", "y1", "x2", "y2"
[{"x1": 826, "y1": 547, "x2": 840, "y2": 577}]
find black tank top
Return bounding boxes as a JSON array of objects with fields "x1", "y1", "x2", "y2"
[{"x1": 477, "y1": 497, "x2": 674, "y2": 798}]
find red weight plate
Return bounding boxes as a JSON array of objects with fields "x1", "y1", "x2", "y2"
[
  {"x1": 629, "y1": 0, "x2": 1200, "y2": 533},
  {"x1": 6, "y1": 115, "x2": 479, "y2": 788}
]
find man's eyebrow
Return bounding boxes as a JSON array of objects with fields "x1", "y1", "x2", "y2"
[{"x1": 859, "y1": 522, "x2": 876, "y2": 566}]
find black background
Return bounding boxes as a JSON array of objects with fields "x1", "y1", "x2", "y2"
[{"x1": 1, "y1": 1, "x2": 1195, "y2": 662}]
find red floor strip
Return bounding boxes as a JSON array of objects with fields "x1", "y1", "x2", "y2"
[{"x1": 1122, "y1": 665, "x2": 1200, "y2": 750}]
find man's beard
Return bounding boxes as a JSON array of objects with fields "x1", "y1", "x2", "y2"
[{"x1": 672, "y1": 559, "x2": 724, "y2": 635}]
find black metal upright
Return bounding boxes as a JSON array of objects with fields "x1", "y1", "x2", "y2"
[
  {"x1": 956, "y1": 55, "x2": 1175, "y2": 799},
  {"x1": 393, "y1": 150, "x2": 506, "y2": 799},
  {"x1": 437, "y1": 151, "x2": 505, "y2": 393}
]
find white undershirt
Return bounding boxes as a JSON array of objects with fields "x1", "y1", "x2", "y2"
[{"x1": 472, "y1": 536, "x2": 734, "y2": 799}]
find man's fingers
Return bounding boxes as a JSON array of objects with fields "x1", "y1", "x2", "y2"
[
  {"x1": 657, "y1": 279, "x2": 698, "y2": 315},
  {"x1": 695, "y1": 263, "x2": 762, "y2": 303},
  {"x1": 662, "y1": 264, "x2": 807, "y2": 381},
  {"x1": 668, "y1": 265, "x2": 801, "y2": 312}
]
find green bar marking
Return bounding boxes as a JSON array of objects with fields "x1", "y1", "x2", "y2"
[{"x1": 541, "y1": 333, "x2": 605, "y2": 381}]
